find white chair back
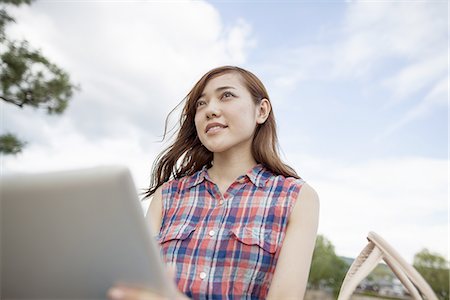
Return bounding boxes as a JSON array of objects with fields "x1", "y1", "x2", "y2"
[{"x1": 337, "y1": 231, "x2": 438, "y2": 300}]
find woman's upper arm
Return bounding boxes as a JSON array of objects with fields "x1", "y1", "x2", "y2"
[
  {"x1": 145, "y1": 185, "x2": 164, "y2": 235},
  {"x1": 266, "y1": 182, "x2": 320, "y2": 300}
]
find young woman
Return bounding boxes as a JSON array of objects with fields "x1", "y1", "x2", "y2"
[{"x1": 108, "y1": 66, "x2": 319, "y2": 300}]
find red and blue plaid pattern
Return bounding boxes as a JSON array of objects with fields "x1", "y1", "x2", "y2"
[{"x1": 156, "y1": 164, "x2": 304, "y2": 299}]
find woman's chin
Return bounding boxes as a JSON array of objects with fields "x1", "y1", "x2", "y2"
[
  {"x1": 203, "y1": 144, "x2": 229, "y2": 154},
  {"x1": 202, "y1": 139, "x2": 252, "y2": 155}
]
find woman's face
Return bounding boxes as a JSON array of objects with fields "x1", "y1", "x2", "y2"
[{"x1": 194, "y1": 72, "x2": 267, "y2": 155}]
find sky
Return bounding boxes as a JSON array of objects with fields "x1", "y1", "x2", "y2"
[{"x1": 1, "y1": 0, "x2": 448, "y2": 263}]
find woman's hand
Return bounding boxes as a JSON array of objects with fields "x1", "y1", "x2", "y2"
[
  {"x1": 107, "y1": 264, "x2": 188, "y2": 300},
  {"x1": 107, "y1": 285, "x2": 189, "y2": 300}
]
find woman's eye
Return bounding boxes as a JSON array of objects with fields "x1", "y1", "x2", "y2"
[
  {"x1": 196, "y1": 100, "x2": 206, "y2": 107},
  {"x1": 222, "y1": 91, "x2": 234, "y2": 99}
]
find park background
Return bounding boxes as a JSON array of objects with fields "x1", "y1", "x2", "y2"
[{"x1": 1, "y1": 0, "x2": 448, "y2": 298}]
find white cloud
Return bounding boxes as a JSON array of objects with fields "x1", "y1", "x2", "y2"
[
  {"x1": 224, "y1": 18, "x2": 256, "y2": 64},
  {"x1": 341, "y1": 2, "x2": 446, "y2": 61},
  {"x1": 2, "y1": 1, "x2": 256, "y2": 208},
  {"x1": 382, "y1": 53, "x2": 447, "y2": 102},
  {"x1": 290, "y1": 153, "x2": 448, "y2": 262},
  {"x1": 268, "y1": 1, "x2": 447, "y2": 140},
  {"x1": 375, "y1": 76, "x2": 448, "y2": 142},
  {"x1": 2, "y1": 2, "x2": 256, "y2": 159},
  {"x1": 275, "y1": 2, "x2": 445, "y2": 81},
  {"x1": 2, "y1": 115, "x2": 157, "y2": 190},
  {"x1": 5, "y1": 1, "x2": 256, "y2": 140}
]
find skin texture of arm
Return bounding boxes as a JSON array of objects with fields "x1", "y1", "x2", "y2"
[
  {"x1": 146, "y1": 186, "x2": 164, "y2": 235},
  {"x1": 266, "y1": 182, "x2": 320, "y2": 300}
]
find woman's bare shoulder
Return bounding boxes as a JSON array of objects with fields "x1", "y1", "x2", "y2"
[
  {"x1": 299, "y1": 182, "x2": 319, "y2": 204},
  {"x1": 290, "y1": 181, "x2": 320, "y2": 224}
]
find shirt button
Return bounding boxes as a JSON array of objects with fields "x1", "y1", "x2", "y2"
[
  {"x1": 199, "y1": 271, "x2": 207, "y2": 280},
  {"x1": 209, "y1": 230, "x2": 216, "y2": 237}
]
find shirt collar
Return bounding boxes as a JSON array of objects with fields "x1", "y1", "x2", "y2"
[
  {"x1": 245, "y1": 163, "x2": 270, "y2": 187},
  {"x1": 184, "y1": 163, "x2": 270, "y2": 190},
  {"x1": 184, "y1": 165, "x2": 208, "y2": 190}
]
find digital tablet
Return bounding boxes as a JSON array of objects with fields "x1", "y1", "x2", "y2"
[{"x1": 1, "y1": 166, "x2": 174, "y2": 299}]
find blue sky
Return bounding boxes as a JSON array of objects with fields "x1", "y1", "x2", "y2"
[
  {"x1": 211, "y1": 1, "x2": 447, "y2": 162},
  {"x1": 1, "y1": 0, "x2": 448, "y2": 262}
]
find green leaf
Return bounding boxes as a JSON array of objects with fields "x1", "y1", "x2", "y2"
[
  {"x1": 0, "y1": 133, "x2": 26, "y2": 154},
  {"x1": 0, "y1": 0, "x2": 78, "y2": 153},
  {"x1": 0, "y1": 40, "x2": 79, "y2": 114}
]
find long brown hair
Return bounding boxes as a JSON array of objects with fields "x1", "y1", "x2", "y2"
[{"x1": 144, "y1": 66, "x2": 299, "y2": 198}]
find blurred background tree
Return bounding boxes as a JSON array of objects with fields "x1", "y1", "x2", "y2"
[
  {"x1": 0, "y1": 0, "x2": 78, "y2": 154},
  {"x1": 413, "y1": 248, "x2": 449, "y2": 300},
  {"x1": 307, "y1": 234, "x2": 348, "y2": 297}
]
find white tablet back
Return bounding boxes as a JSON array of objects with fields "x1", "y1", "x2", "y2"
[{"x1": 1, "y1": 166, "x2": 172, "y2": 299}]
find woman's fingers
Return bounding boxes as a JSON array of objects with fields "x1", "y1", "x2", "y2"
[
  {"x1": 167, "y1": 263, "x2": 177, "y2": 280},
  {"x1": 107, "y1": 263, "x2": 181, "y2": 300},
  {"x1": 107, "y1": 286, "x2": 162, "y2": 300}
]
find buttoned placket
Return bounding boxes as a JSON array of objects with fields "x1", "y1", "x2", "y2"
[
  {"x1": 198, "y1": 178, "x2": 250, "y2": 295},
  {"x1": 196, "y1": 182, "x2": 229, "y2": 295}
]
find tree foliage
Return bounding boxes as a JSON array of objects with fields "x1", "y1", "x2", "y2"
[
  {"x1": 413, "y1": 248, "x2": 449, "y2": 300},
  {"x1": 308, "y1": 234, "x2": 348, "y2": 296},
  {"x1": 0, "y1": 0, "x2": 77, "y2": 154},
  {"x1": 1, "y1": 40, "x2": 74, "y2": 114},
  {"x1": 0, "y1": 132, "x2": 25, "y2": 154}
]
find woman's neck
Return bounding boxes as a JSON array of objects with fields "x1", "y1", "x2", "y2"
[{"x1": 208, "y1": 151, "x2": 257, "y2": 185}]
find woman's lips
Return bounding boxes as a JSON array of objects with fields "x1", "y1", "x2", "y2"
[
  {"x1": 206, "y1": 125, "x2": 227, "y2": 134},
  {"x1": 205, "y1": 122, "x2": 228, "y2": 133}
]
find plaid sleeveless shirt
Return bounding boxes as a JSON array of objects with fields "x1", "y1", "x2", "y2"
[{"x1": 156, "y1": 164, "x2": 304, "y2": 299}]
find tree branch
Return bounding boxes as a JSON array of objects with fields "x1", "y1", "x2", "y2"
[{"x1": 0, "y1": 95, "x2": 24, "y2": 107}]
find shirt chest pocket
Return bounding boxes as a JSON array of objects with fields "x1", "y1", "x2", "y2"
[
  {"x1": 157, "y1": 222, "x2": 197, "y2": 244},
  {"x1": 226, "y1": 223, "x2": 282, "y2": 288},
  {"x1": 229, "y1": 224, "x2": 281, "y2": 254},
  {"x1": 156, "y1": 222, "x2": 198, "y2": 279}
]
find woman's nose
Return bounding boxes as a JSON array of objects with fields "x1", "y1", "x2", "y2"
[{"x1": 205, "y1": 100, "x2": 221, "y2": 119}]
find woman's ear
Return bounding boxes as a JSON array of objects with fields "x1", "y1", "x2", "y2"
[{"x1": 256, "y1": 98, "x2": 271, "y2": 124}]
